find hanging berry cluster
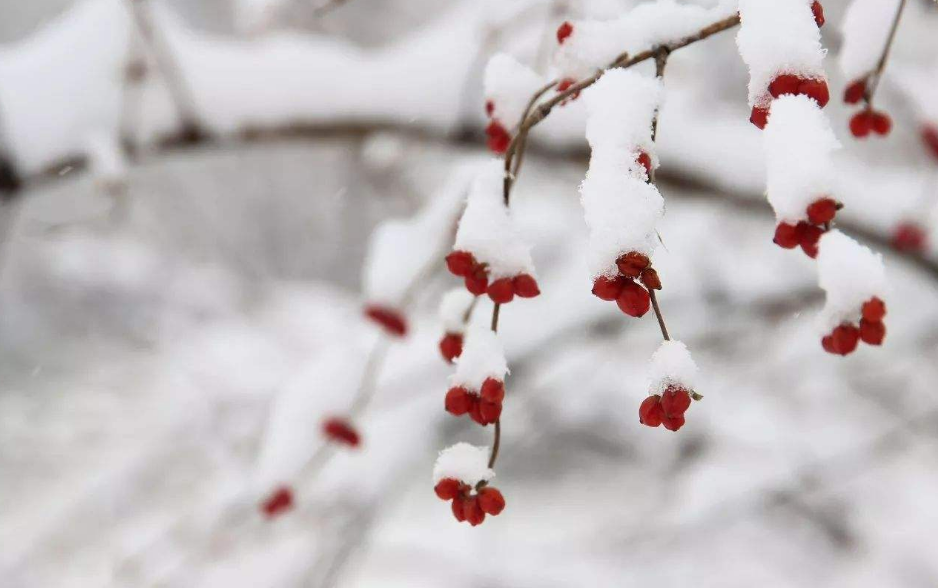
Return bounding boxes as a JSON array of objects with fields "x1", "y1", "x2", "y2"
[
  {"x1": 435, "y1": 478, "x2": 506, "y2": 526},
  {"x1": 821, "y1": 297, "x2": 886, "y2": 355},
  {"x1": 638, "y1": 341, "x2": 700, "y2": 432},
  {"x1": 433, "y1": 443, "x2": 504, "y2": 526},
  {"x1": 483, "y1": 54, "x2": 545, "y2": 155},
  {"x1": 591, "y1": 252, "x2": 659, "y2": 318},
  {"x1": 437, "y1": 289, "x2": 475, "y2": 363}
]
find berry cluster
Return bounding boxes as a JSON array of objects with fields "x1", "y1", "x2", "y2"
[
  {"x1": 591, "y1": 252, "x2": 660, "y2": 318},
  {"x1": 439, "y1": 332, "x2": 464, "y2": 363},
  {"x1": 843, "y1": 78, "x2": 891, "y2": 139},
  {"x1": 445, "y1": 377, "x2": 505, "y2": 426},
  {"x1": 484, "y1": 100, "x2": 512, "y2": 154},
  {"x1": 445, "y1": 250, "x2": 540, "y2": 303},
  {"x1": 261, "y1": 486, "x2": 294, "y2": 518},
  {"x1": 821, "y1": 296, "x2": 886, "y2": 355},
  {"x1": 434, "y1": 479, "x2": 505, "y2": 526},
  {"x1": 638, "y1": 385, "x2": 692, "y2": 432},
  {"x1": 322, "y1": 417, "x2": 361, "y2": 447},
  {"x1": 892, "y1": 221, "x2": 927, "y2": 253},
  {"x1": 773, "y1": 197, "x2": 840, "y2": 258},
  {"x1": 750, "y1": 73, "x2": 830, "y2": 130},
  {"x1": 363, "y1": 304, "x2": 407, "y2": 337}
]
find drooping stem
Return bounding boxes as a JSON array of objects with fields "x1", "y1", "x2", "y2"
[
  {"x1": 648, "y1": 289, "x2": 671, "y2": 342},
  {"x1": 865, "y1": 0, "x2": 907, "y2": 106}
]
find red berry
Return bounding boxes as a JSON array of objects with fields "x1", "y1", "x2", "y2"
[
  {"x1": 463, "y1": 496, "x2": 486, "y2": 526},
  {"x1": 478, "y1": 487, "x2": 506, "y2": 516},
  {"x1": 452, "y1": 496, "x2": 467, "y2": 522},
  {"x1": 637, "y1": 151, "x2": 652, "y2": 178},
  {"x1": 616, "y1": 251, "x2": 650, "y2": 278},
  {"x1": 512, "y1": 274, "x2": 541, "y2": 298},
  {"x1": 892, "y1": 222, "x2": 927, "y2": 253},
  {"x1": 768, "y1": 74, "x2": 801, "y2": 98},
  {"x1": 556, "y1": 21, "x2": 573, "y2": 44},
  {"x1": 862, "y1": 297, "x2": 886, "y2": 322},
  {"x1": 799, "y1": 78, "x2": 830, "y2": 107},
  {"x1": 843, "y1": 79, "x2": 866, "y2": 104},
  {"x1": 798, "y1": 222, "x2": 823, "y2": 258},
  {"x1": 871, "y1": 111, "x2": 892, "y2": 135},
  {"x1": 445, "y1": 387, "x2": 472, "y2": 416},
  {"x1": 750, "y1": 106, "x2": 769, "y2": 129},
  {"x1": 639, "y1": 395, "x2": 664, "y2": 427},
  {"x1": 806, "y1": 198, "x2": 838, "y2": 224},
  {"x1": 859, "y1": 319, "x2": 886, "y2": 345},
  {"x1": 640, "y1": 267, "x2": 662, "y2": 290},
  {"x1": 439, "y1": 333, "x2": 463, "y2": 363},
  {"x1": 830, "y1": 324, "x2": 860, "y2": 356},
  {"x1": 592, "y1": 275, "x2": 623, "y2": 301},
  {"x1": 811, "y1": 1, "x2": 825, "y2": 27},
  {"x1": 323, "y1": 418, "x2": 360, "y2": 447},
  {"x1": 556, "y1": 78, "x2": 581, "y2": 102},
  {"x1": 480, "y1": 378, "x2": 505, "y2": 404},
  {"x1": 662, "y1": 413, "x2": 686, "y2": 432},
  {"x1": 446, "y1": 250, "x2": 475, "y2": 277},
  {"x1": 821, "y1": 335, "x2": 836, "y2": 354},
  {"x1": 485, "y1": 120, "x2": 511, "y2": 154},
  {"x1": 468, "y1": 398, "x2": 486, "y2": 425},
  {"x1": 465, "y1": 266, "x2": 489, "y2": 295},
  {"x1": 479, "y1": 400, "x2": 502, "y2": 424},
  {"x1": 434, "y1": 478, "x2": 462, "y2": 501},
  {"x1": 774, "y1": 222, "x2": 800, "y2": 249},
  {"x1": 922, "y1": 125, "x2": 938, "y2": 161},
  {"x1": 261, "y1": 486, "x2": 294, "y2": 518},
  {"x1": 487, "y1": 278, "x2": 514, "y2": 303},
  {"x1": 485, "y1": 100, "x2": 494, "y2": 117},
  {"x1": 660, "y1": 386, "x2": 691, "y2": 418},
  {"x1": 850, "y1": 111, "x2": 873, "y2": 138},
  {"x1": 617, "y1": 280, "x2": 651, "y2": 318},
  {"x1": 364, "y1": 305, "x2": 407, "y2": 337}
]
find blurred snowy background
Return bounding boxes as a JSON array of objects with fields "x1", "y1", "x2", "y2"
[{"x1": 1, "y1": 0, "x2": 938, "y2": 586}]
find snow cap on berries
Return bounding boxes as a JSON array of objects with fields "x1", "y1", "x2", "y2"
[
  {"x1": 453, "y1": 160, "x2": 536, "y2": 280},
  {"x1": 363, "y1": 167, "x2": 470, "y2": 307},
  {"x1": 736, "y1": 0, "x2": 827, "y2": 108},
  {"x1": 763, "y1": 95, "x2": 840, "y2": 223},
  {"x1": 484, "y1": 53, "x2": 546, "y2": 129},
  {"x1": 439, "y1": 288, "x2": 475, "y2": 334},
  {"x1": 433, "y1": 442, "x2": 494, "y2": 486},
  {"x1": 584, "y1": 68, "x2": 662, "y2": 170},
  {"x1": 816, "y1": 230, "x2": 887, "y2": 330},
  {"x1": 647, "y1": 340, "x2": 699, "y2": 396},
  {"x1": 450, "y1": 324, "x2": 508, "y2": 390},
  {"x1": 840, "y1": 0, "x2": 903, "y2": 83}
]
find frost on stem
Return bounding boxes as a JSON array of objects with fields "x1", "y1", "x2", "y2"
[
  {"x1": 437, "y1": 288, "x2": 474, "y2": 363},
  {"x1": 816, "y1": 231, "x2": 888, "y2": 355},
  {"x1": 483, "y1": 54, "x2": 544, "y2": 154},
  {"x1": 763, "y1": 95, "x2": 841, "y2": 258},
  {"x1": 447, "y1": 161, "x2": 539, "y2": 303},
  {"x1": 362, "y1": 167, "x2": 470, "y2": 336},
  {"x1": 433, "y1": 442, "x2": 504, "y2": 526},
  {"x1": 444, "y1": 324, "x2": 508, "y2": 427},
  {"x1": 639, "y1": 341, "x2": 699, "y2": 432},
  {"x1": 736, "y1": 0, "x2": 829, "y2": 129},
  {"x1": 580, "y1": 69, "x2": 664, "y2": 317}
]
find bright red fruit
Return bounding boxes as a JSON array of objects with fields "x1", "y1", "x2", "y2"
[
  {"x1": 261, "y1": 486, "x2": 294, "y2": 518},
  {"x1": 480, "y1": 378, "x2": 505, "y2": 404},
  {"x1": 478, "y1": 488, "x2": 506, "y2": 516},
  {"x1": 479, "y1": 400, "x2": 502, "y2": 424},
  {"x1": 768, "y1": 74, "x2": 801, "y2": 98},
  {"x1": 435, "y1": 478, "x2": 462, "y2": 501},
  {"x1": 830, "y1": 324, "x2": 860, "y2": 356},
  {"x1": 487, "y1": 278, "x2": 515, "y2": 303},
  {"x1": 662, "y1": 414, "x2": 686, "y2": 432},
  {"x1": 616, "y1": 280, "x2": 651, "y2": 318},
  {"x1": 660, "y1": 386, "x2": 691, "y2": 417},
  {"x1": 323, "y1": 418, "x2": 360, "y2": 447},
  {"x1": 556, "y1": 21, "x2": 573, "y2": 44},
  {"x1": 364, "y1": 305, "x2": 407, "y2": 337},
  {"x1": 468, "y1": 400, "x2": 486, "y2": 426},
  {"x1": 862, "y1": 297, "x2": 886, "y2": 322},
  {"x1": 799, "y1": 78, "x2": 830, "y2": 107},
  {"x1": 439, "y1": 333, "x2": 463, "y2": 363},
  {"x1": 843, "y1": 79, "x2": 866, "y2": 104},
  {"x1": 859, "y1": 319, "x2": 886, "y2": 345},
  {"x1": 485, "y1": 120, "x2": 511, "y2": 154},
  {"x1": 806, "y1": 198, "x2": 837, "y2": 225},
  {"x1": 774, "y1": 222, "x2": 800, "y2": 249},
  {"x1": 798, "y1": 222, "x2": 823, "y2": 258},
  {"x1": 850, "y1": 111, "x2": 873, "y2": 138},
  {"x1": 446, "y1": 250, "x2": 475, "y2": 277},
  {"x1": 637, "y1": 151, "x2": 652, "y2": 178},
  {"x1": 463, "y1": 496, "x2": 486, "y2": 526},
  {"x1": 750, "y1": 106, "x2": 769, "y2": 129},
  {"x1": 640, "y1": 267, "x2": 662, "y2": 290},
  {"x1": 811, "y1": 1, "x2": 825, "y2": 27},
  {"x1": 616, "y1": 251, "x2": 650, "y2": 278},
  {"x1": 512, "y1": 274, "x2": 541, "y2": 298},
  {"x1": 445, "y1": 387, "x2": 472, "y2": 416},
  {"x1": 821, "y1": 335, "x2": 835, "y2": 354},
  {"x1": 892, "y1": 222, "x2": 927, "y2": 253},
  {"x1": 465, "y1": 266, "x2": 489, "y2": 295},
  {"x1": 871, "y1": 111, "x2": 891, "y2": 135},
  {"x1": 451, "y1": 497, "x2": 467, "y2": 522},
  {"x1": 592, "y1": 275, "x2": 623, "y2": 301},
  {"x1": 639, "y1": 395, "x2": 664, "y2": 427}
]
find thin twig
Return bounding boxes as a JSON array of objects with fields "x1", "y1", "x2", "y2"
[{"x1": 865, "y1": 0, "x2": 907, "y2": 106}]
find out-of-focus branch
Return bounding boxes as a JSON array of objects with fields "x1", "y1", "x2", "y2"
[{"x1": 865, "y1": 0, "x2": 907, "y2": 106}]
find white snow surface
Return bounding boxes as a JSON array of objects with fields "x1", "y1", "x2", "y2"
[
  {"x1": 763, "y1": 95, "x2": 840, "y2": 223},
  {"x1": 450, "y1": 324, "x2": 508, "y2": 390},
  {"x1": 736, "y1": 0, "x2": 827, "y2": 107},
  {"x1": 584, "y1": 68, "x2": 662, "y2": 164},
  {"x1": 816, "y1": 230, "x2": 887, "y2": 329},
  {"x1": 483, "y1": 53, "x2": 545, "y2": 129},
  {"x1": 438, "y1": 288, "x2": 474, "y2": 334},
  {"x1": 840, "y1": 0, "x2": 903, "y2": 83},
  {"x1": 432, "y1": 442, "x2": 494, "y2": 485},
  {"x1": 647, "y1": 340, "x2": 699, "y2": 395}
]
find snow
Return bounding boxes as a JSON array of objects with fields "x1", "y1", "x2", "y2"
[
  {"x1": 647, "y1": 340, "x2": 699, "y2": 395},
  {"x1": 816, "y1": 230, "x2": 887, "y2": 329},
  {"x1": 84, "y1": 130, "x2": 126, "y2": 189},
  {"x1": 450, "y1": 324, "x2": 508, "y2": 390},
  {"x1": 483, "y1": 53, "x2": 545, "y2": 129},
  {"x1": 840, "y1": 0, "x2": 903, "y2": 83},
  {"x1": 763, "y1": 95, "x2": 840, "y2": 223},
  {"x1": 736, "y1": 0, "x2": 827, "y2": 107},
  {"x1": 432, "y1": 442, "x2": 494, "y2": 485},
  {"x1": 452, "y1": 159, "x2": 535, "y2": 280},
  {"x1": 439, "y1": 288, "x2": 474, "y2": 334},
  {"x1": 584, "y1": 68, "x2": 662, "y2": 166}
]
